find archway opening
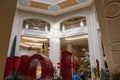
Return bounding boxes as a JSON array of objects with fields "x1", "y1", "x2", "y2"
[
  {"x1": 19, "y1": 18, "x2": 50, "y2": 57},
  {"x1": 60, "y1": 16, "x2": 91, "y2": 79}
]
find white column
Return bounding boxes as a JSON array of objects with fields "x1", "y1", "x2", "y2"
[
  {"x1": 67, "y1": 43, "x2": 72, "y2": 53},
  {"x1": 80, "y1": 20, "x2": 84, "y2": 27},
  {"x1": 45, "y1": 25, "x2": 48, "y2": 32},
  {"x1": 25, "y1": 23, "x2": 29, "y2": 29},
  {"x1": 62, "y1": 24, "x2": 65, "y2": 31},
  {"x1": 44, "y1": 43, "x2": 48, "y2": 56},
  {"x1": 15, "y1": 13, "x2": 23, "y2": 56},
  {"x1": 49, "y1": 23, "x2": 61, "y2": 76},
  {"x1": 90, "y1": 8, "x2": 105, "y2": 69},
  {"x1": 87, "y1": 5, "x2": 105, "y2": 79},
  {"x1": 7, "y1": 10, "x2": 20, "y2": 56},
  {"x1": 96, "y1": 26, "x2": 105, "y2": 69}
]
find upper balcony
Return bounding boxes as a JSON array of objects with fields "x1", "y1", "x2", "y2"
[
  {"x1": 60, "y1": 16, "x2": 88, "y2": 37},
  {"x1": 21, "y1": 17, "x2": 88, "y2": 38},
  {"x1": 21, "y1": 19, "x2": 50, "y2": 38}
]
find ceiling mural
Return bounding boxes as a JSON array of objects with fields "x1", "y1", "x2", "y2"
[
  {"x1": 17, "y1": 0, "x2": 93, "y2": 15},
  {"x1": 29, "y1": 0, "x2": 84, "y2": 11}
]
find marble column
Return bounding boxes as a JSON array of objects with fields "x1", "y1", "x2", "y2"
[
  {"x1": 15, "y1": 13, "x2": 23, "y2": 56},
  {"x1": 7, "y1": 10, "x2": 20, "y2": 56},
  {"x1": 67, "y1": 43, "x2": 72, "y2": 53},
  {"x1": 67, "y1": 43, "x2": 74, "y2": 75},
  {"x1": 25, "y1": 23, "x2": 29, "y2": 29},
  {"x1": 94, "y1": 0, "x2": 120, "y2": 75},
  {"x1": 44, "y1": 43, "x2": 48, "y2": 56},
  {"x1": 49, "y1": 23, "x2": 61, "y2": 76},
  {"x1": 8, "y1": 10, "x2": 23, "y2": 56},
  {"x1": 87, "y1": 5, "x2": 105, "y2": 79},
  {"x1": 45, "y1": 25, "x2": 48, "y2": 32},
  {"x1": 80, "y1": 20, "x2": 84, "y2": 27},
  {"x1": 62, "y1": 24, "x2": 65, "y2": 31},
  {"x1": 0, "y1": 0, "x2": 17, "y2": 79}
]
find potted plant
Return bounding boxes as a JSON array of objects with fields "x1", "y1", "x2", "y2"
[
  {"x1": 6, "y1": 72, "x2": 23, "y2": 80},
  {"x1": 100, "y1": 69, "x2": 108, "y2": 80}
]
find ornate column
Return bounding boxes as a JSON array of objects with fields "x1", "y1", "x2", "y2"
[
  {"x1": 62, "y1": 24, "x2": 65, "y2": 31},
  {"x1": 44, "y1": 43, "x2": 48, "y2": 56},
  {"x1": 45, "y1": 25, "x2": 48, "y2": 32},
  {"x1": 25, "y1": 23, "x2": 29, "y2": 29},
  {"x1": 80, "y1": 20, "x2": 84, "y2": 27},
  {"x1": 87, "y1": 5, "x2": 105, "y2": 79},
  {"x1": 15, "y1": 13, "x2": 23, "y2": 56},
  {"x1": 94, "y1": 0, "x2": 120, "y2": 75},
  {"x1": 49, "y1": 23, "x2": 61, "y2": 76},
  {"x1": 7, "y1": 10, "x2": 23, "y2": 56},
  {"x1": 67, "y1": 43, "x2": 72, "y2": 53},
  {"x1": 7, "y1": 10, "x2": 21, "y2": 56}
]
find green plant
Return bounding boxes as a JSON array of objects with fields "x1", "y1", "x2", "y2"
[
  {"x1": 6, "y1": 72, "x2": 23, "y2": 80},
  {"x1": 80, "y1": 60, "x2": 90, "y2": 70},
  {"x1": 100, "y1": 69, "x2": 108, "y2": 80},
  {"x1": 92, "y1": 67, "x2": 97, "y2": 77}
]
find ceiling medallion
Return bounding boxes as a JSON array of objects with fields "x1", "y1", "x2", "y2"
[
  {"x1": 18, "y1": 0, "x2": 30, "y2": 6},
  {"x1": 48, "y1": 5, "x2": 60, "y2": 11},
  {"x1": 105, "y1": 2, "x2": 120, "y2": 18},
  {"x1": 76, "y1": 0, "x2": 87, "y2": 3}
]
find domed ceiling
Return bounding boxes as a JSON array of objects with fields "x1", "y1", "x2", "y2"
[{"x1": 17, "y1": 0, "x2": 93, "y2": 15}]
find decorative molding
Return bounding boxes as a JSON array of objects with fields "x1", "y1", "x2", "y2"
[
  {"x1": 110, "y1": 41, "x2": 120, "y2": 51},
  {"x1": 48, "y1": 5, "x2": 60, "y2": 11},
  {"x1": 104, "y1": 0, "x2": 112, "y2": 4},
  {"x1": 17, "y1": 0, "x2": 92, "y2": 16},
  {"x1": 18, "y1": 0, "x2": 30, "y2": 7},
  {"x1": 105, "y1": 1, "x2": 120, "y2": 19},
  {"x1": 115, "y1": 64, "x2": 120, "y2": 72}
]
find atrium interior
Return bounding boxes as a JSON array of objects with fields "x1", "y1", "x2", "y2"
[{"x1": 0, "y1": 0, "x2": 120, "y2": 80}]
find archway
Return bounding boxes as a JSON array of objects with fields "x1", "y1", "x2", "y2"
[
  {"x1": 27, "y1": 54, "x2": 54, "y2": 80},
  {"x1": 18, "y1": 54, "x2": 53, "y2": 80}
]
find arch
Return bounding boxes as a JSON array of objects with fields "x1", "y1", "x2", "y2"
[
  {"x1": 21, "y1": 17, "x2": 52, "y2": 31},
  {"x1": 22, "y1": 16, "x2": 52, "y2": 24},
  {"x1": 60, "y1": 16, "x2": 87, "y2": 30},
  {"x1": 23, "y1": 18, "x2": 50, "y2": 25},
  {"x1": 27, "y1": 54, "x2": 54, "y2": 80},
  {"x1": 22, "y1": 18, "x2": 50, "y2": 30},
  {"x1": 58, "y1": 14, "x2": 87, "y2": 23}
]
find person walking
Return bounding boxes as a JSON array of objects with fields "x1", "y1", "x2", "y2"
[
  {"x1": 80, "y1": 71, "x2": 86, "y2": 80},
  {"x1": 73, "y1": 73, "x2": 79, "y2": 80}
]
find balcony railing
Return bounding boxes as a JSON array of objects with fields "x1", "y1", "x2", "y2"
[
  {"x1": 61, "y1": 26, "x2": 88, "y2": 38},
  {"x1": 21, "y1": 28, "x2": 50, "y2": 38}
]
